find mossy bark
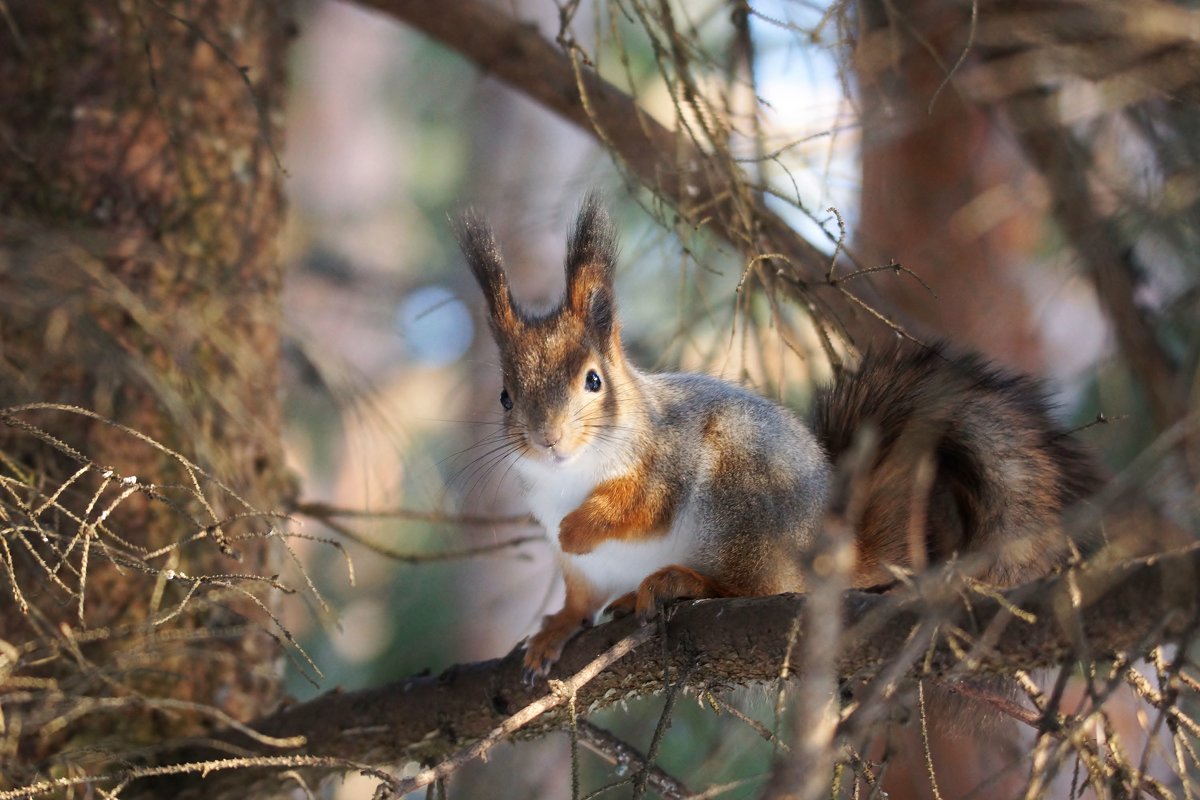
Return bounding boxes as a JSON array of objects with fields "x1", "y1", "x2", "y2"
[{"x1": 0, "y1": 0, "x2": 293, "y2": 785}]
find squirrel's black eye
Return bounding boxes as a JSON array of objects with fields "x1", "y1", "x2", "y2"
[
  {"x1": 500, "y1": 389, "x2": 513, "y2": 411},
  {"x1": 584, "y1": 370, "x2": 602, "y2": 392}
]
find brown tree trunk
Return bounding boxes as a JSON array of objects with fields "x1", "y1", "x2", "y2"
[
  {"x1": 855, "y1": 0, "x2": 1047, "y2": 373},
  {"x1": 0, "y1": 0, "x2": 292, "y2": 785}
]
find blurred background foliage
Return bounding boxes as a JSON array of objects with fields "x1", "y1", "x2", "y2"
[{"x1": 274, "y1": 0, "x2": 1198, "y2": 796}]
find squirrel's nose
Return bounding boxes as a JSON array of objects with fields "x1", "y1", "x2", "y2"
[{"x1": 535, "y1": 426, "x2": 563, "y2": 450}]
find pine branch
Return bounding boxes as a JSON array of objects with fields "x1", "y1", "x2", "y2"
[{"x1": 141, "y1": 544, "x2": 1200, "y2": 799}]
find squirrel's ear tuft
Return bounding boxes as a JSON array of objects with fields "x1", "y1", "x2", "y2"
[
  {"x1": 565, "y1": 193, "x2": 619, "y2": 344},
  {"x1": 454, "y1": 209, "x2": 519, "y2": 337},
  {"x1": 587, "y1": 288, "x2": 615, "y2": 345}
]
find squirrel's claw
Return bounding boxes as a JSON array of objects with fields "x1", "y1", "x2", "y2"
[
  {"x1": 521, "y1": 643, "x2": 557, "y2": 683},
  {"x1": 523, "y1": 614, "x2": 586, "y2": 682},
  {"x1": 517, "y1": 637, "x2": 547, "y2": 686},
  {"x1": 521, "y1": 664, "x2": 543, "y2": 687},
  {"x1": 604, "y1": 592, "x2": 637, "y2": 619}
]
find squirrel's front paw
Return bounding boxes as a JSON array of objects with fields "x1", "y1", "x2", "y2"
[
  {"x1": 604, "y1": 592, "x2": 637, "y2": 619},
  {"x1": 521, "y1": 636, "x2": 561, "y2": 684},
  {"x1": 522, "y1": 615, "x2": 589, "y2": 683},
  {"x1": 557, "y1": 510, "x2": 600, "y2": 555}
]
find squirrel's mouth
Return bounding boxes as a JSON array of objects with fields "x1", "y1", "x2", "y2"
[
  {"x1": 533, "y1": 444, "x2": 581, "y2": 465},
  {"x1": 526, "y1": 432, "x2": 583, "y2": 465}
]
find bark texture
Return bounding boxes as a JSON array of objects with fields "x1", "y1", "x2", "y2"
[
  {"x1": 0, "y1": 0, "x2": 292, "y2": 783},
  {"x1": 153, "y1": 546, "x2": 1200, "y2": 799}
]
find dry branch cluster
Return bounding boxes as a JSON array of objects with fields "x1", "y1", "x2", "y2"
[{"x1": 0, "y1": 405, "x2": 336, "y2": 794}]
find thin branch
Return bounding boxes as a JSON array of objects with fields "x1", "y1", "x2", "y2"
[
  {"x1": 705, "y1": 693, "x2": 789, "y2": 752},
  {"x1": 0, "y1": 755, "x2": 400, "y2": 800},
  {"x1": 631, "y1": 665, "x2": 692, "y2": 800},
  {"x1": 577, "y1": 720, "x2": 697, "y2": 800},
  {"x1": 293, "y1": 500, "x2": 533, "y2": 528},
  {"x1": 391, "y1": 626, "x2": 654, "y2": 795},
  {"x1": 298, "y1": 503, "x2": 543, "y2": 564}
]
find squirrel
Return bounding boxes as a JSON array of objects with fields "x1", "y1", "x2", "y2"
[{"x1": 456, "y1": 196, "x2": 1101, "y2": 680}]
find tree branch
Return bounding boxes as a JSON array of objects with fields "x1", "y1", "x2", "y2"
[
  {"x1": 353, "y1": 0, "x2": 899, "y2": 351},
  {"x1": 576, "y1": 719, "x2": 697, "y2": 800},
  {"x1": 145, "y1": 544, "x2": 1200, "y2": 799},
  {"x1": 961, "y1": 0, "x2": 1196, "y2": 435},
  {"x1": 1015, "y1": 125, "x2": 1185, "y2": 433}
]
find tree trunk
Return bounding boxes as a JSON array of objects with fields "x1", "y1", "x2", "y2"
[
  {"x1": 0, "y1": 0, "x2": 292, "y2": 786},
  {"x1": 855, "y1": 0, "x2": 1048, "y2": 373}
]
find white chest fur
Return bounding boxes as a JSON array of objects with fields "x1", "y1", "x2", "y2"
[{"x1": 515, "y1": 453, "x2": 699, "y2": 603}]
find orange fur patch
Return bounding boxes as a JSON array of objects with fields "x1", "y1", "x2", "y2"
[{"x1": 558, "y1": 470, "x2": 674, "y2": 554}]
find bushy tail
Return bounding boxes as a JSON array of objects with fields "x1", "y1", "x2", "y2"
[{"x1": 810, "y1": 344, "x2": 1101, "y2": 588}]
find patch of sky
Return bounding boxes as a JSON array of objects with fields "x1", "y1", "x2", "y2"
[
  {"x1": 747, "y1": 0, "x2": 861, "y2": 254},
  {"x1": 395, "y1": 284, "x2": 475, "y2": 367}
]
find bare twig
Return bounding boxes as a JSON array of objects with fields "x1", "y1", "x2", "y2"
[
  {"x1": 0, "y1": 755, "x2": 400, "y2": 800},
  {"x1": 293, "y1": 500, "x2": 533, "y2": 528},
  {"x1": 298, "y1": 502, "x2": 542, "y2": 563},
  {"x1": 577, "y1": 720, "x2": 697, "y2": 800},
  {"x1": 631, "y1": 665, "x2": 693, "y2": 800},
  {"x1": 391, "y1": 626, "x2": 654, "y2": 795}
]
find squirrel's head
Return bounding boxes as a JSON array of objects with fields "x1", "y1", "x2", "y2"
[{"x1": 457, "y1": 195, "x2": 627, "y2": 464}]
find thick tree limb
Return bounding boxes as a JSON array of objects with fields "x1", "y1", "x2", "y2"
[{"x1": 147, "y1": 545, "x2": 1200, "y2": 799}]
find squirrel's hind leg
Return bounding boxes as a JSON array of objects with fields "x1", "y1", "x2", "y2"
[{"x1": 606, "y1": 565, "x2": 728, "y2": 624}]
